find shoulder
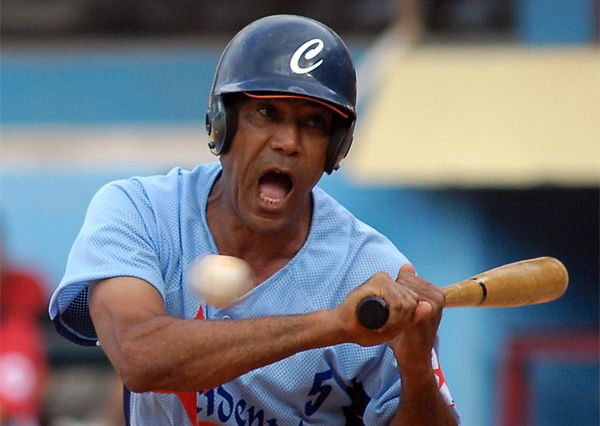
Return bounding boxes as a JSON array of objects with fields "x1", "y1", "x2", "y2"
[
  {"x1": 101, "y1": 162, "x2": 220, "y2": 197},
  {"x1": 309, "y1": 186, "x2": 408, "y2": 275},
  {"x1": 91, "y1": 162, "x2": 221, "y2": 211},
  {"x1": 312, "y1": 186, "x2": 402, "y2": 254}
]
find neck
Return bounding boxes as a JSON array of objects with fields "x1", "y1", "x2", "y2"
[{"x1": 206, "y1": 178, "x2": 313, "y2": 283}]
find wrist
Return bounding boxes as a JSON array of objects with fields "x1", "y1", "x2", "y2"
[
  {"x1": 309, "y1": 309, "x2": 349, "y2": 347},
  {"x1": 400, "y1": 364, "x2": 436, "y2": 385},
  {"x1": 396, "y1": 355, "x2": 436, "y2": 387},
  {"x1": 394, "y1": 346, "x2": 433, "y2": 372}
]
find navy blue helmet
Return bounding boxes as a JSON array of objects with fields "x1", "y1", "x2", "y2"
[{"x1": 206, "y1": 14, "x2": 357, "y2": 174}]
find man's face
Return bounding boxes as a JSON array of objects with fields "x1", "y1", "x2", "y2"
[{"x1": 218, "y1": 95, "x2": 335, "y2": 234}]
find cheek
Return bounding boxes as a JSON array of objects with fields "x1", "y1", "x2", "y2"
[
  {"x1": 305, "y1": 138, "x2": 329, "y2": 169},
  {"x1": 223, "y1": 136, "x2": 251, "y2": 171},
  {"x1": 221, "y1": 145, "x2": 260, "y2": 198},
  {"x1": 301, "y1": 150, "x2": 327, "y2": 185},
  {"x1": 228, "y1": 127, "x2": 265, "y2": 165}
]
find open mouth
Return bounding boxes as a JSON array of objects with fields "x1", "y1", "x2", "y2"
[{"x1": 258, "y1": 171, "x2": 293, "y2": 206}]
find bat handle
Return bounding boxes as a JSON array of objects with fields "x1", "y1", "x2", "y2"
[{"x1": 356, "y1": 296, "x2": 389, "y2": 329}]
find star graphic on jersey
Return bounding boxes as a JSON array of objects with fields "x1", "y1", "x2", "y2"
[{"x1": 434, "y1": 366, "x2": 446, "y2": 389}]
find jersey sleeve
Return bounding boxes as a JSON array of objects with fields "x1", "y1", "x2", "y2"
[
  {"x1": 361, "y1": 348, "x2": 460, "y2": 425},
  {"x1": 48, "y1": 180, "x2": 165, "y2": 346}
]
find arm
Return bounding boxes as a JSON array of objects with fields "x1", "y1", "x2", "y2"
[
  {"x1": 389, "y1": 264, "x2": 458, "y2": 425},
  {"x1": 89, "y1": 276, "x2": 345, "y2": 392},
  {"x1": 91, "y1": 267, "x2": 458, "y2": 425},
  {"x1": 392, "y1": 365, "x2": 457, "y2": 425}
]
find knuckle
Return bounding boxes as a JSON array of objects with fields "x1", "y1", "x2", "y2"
[{"x1": 372, "y1": 271, "x2": 392, "y2": 283}]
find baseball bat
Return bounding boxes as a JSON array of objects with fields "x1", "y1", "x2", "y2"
[{"x1": 356, "y1": 257, "x2": 569, "y2": 329}]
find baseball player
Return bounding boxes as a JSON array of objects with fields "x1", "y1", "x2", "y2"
[{"x1": 49, "y1": 15, "x2": 460, "y2": 425}]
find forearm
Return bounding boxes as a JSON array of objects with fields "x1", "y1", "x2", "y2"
[
  {"x1": 391, "y1": 365, "x2": 457, "y2": 426},
  {"x1": 109, "y1": 309, "x2": 343, "y2": 392}
]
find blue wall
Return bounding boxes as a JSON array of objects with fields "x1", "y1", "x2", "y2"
[
  {"x1": 2, "y1": 48, "x2": 221, "y2": 125},
  {"x1": 517, "y1": 0, "x2": 598, "y2": 44}
]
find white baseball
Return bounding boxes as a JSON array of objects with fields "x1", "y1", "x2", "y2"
[{"x1": 188, "y1": 255, "x2": 253, "y2": 308}]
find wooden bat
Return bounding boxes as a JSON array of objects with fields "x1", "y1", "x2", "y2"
[{"x1": 356, "y1": 257, "x2": 569, "y2": 329}]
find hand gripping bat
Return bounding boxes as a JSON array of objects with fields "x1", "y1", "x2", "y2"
[{"x1": 356, "y1": 257, "x2": 569, "y2": 329}]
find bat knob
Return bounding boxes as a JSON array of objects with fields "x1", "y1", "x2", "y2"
[{"x1": 356, "y1": 296, "x2": 389, "y2": 329}]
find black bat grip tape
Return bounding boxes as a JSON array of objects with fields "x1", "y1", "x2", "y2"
[{"x1": 356, "y1": 296, "x2": 389, "y2": 329}]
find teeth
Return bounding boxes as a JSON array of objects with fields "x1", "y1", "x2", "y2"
[{"x1": 260, "y1": 193, "x2": 282, "y2": 205}]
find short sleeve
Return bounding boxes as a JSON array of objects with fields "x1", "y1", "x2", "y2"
[{"x1": 48, "y1": 180, "x2": 165, "y2": 346}]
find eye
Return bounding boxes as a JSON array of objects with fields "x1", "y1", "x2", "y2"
[
  {"x1": 305, "y1": 113, "x2": 331, "y2": 131},
  {"x1": 256, "y1": 103, "x2": 276, "y2": 118}
]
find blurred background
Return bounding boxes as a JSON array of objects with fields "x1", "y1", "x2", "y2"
[{"x1": 1, "y1": 0, "x2": 598, "y2": 425}]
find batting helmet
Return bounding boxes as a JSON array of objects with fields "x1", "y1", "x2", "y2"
[{"x1": 205, "y1": 14, "x2": 357, "y2": 174}]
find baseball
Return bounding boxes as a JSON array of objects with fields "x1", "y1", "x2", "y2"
[{"x1": 188, "y1": 255, "x2": 254, "y2": 308}]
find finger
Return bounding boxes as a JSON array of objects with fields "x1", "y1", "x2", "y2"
[
  {"x1": 402, "y1": 286, "x2": 419, "y2": 301},
  {"x1": 395, "y1": 267, "x2": 442, "y2": 304},
  {"x1": 411, "y1": 301, "x2": 432, "y2": 325},
  {"x1": 398, "y1": 263, "x2": 417, "y2": 276}
]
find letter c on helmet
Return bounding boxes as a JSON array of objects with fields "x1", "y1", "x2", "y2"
[{"x1": 290, "y1": 39, "x2": 324, "y2": 74}]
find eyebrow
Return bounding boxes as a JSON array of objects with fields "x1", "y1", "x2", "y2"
[{"x1": 244, "y1": 92, "x2": 349, "y2": 119}]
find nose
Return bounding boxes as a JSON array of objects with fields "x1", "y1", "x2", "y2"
[{"x1": 269, "y1": 121, "x2": 301, "y2": 157}]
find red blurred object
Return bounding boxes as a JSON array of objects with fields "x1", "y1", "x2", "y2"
[
  {"x1": 0, "y1": 267, "x2": 49, "y2": 424},
  {"x1": 500, "y1": 330, "x2": 599, "y2": 426}
]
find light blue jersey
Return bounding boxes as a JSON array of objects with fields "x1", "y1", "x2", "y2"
[{"x1": 49, "y1": 162, "x2": 457, "y2": 425}]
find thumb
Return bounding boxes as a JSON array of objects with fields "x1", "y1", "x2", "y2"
[{"x1": 411, "y1": 300, "x2": 432, "y2": 325}]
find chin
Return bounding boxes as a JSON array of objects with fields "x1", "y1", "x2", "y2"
[
  {"x1": 240, "y1": 209, "x2": 299, "y2": 236},
  {"x1": 249, "y1": 217, "x2": 291, "y2": 236}
]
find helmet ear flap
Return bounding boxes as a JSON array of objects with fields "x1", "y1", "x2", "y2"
[
  {"x1": 325, "y1": 119, "x2": 355, "y2": 174},
  {"x1": 206, "y1": 95, "x2": 237, "y2": 156},
  {"x1": 205, "y1": 110, "x2": 217, "y2": 155}
]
